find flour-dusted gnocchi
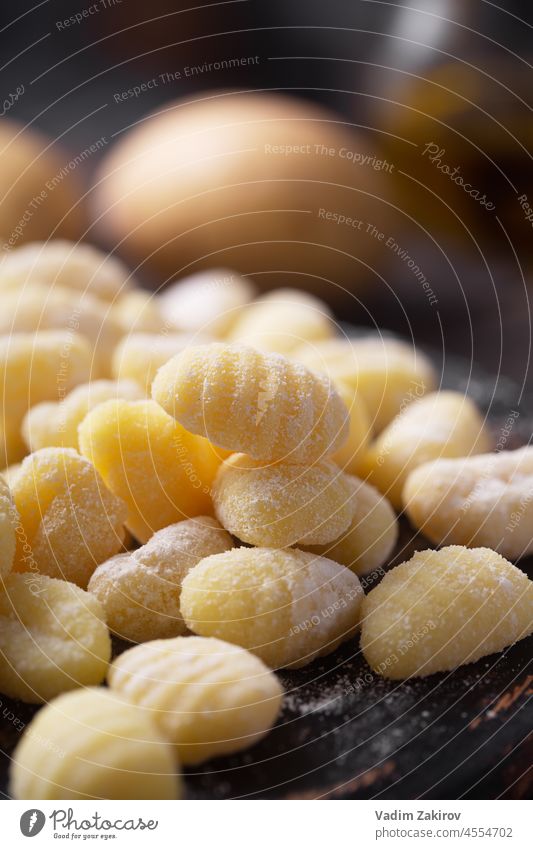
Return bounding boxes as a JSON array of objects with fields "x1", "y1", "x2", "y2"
[
  {"x1": 361, "y1": 546, "x2": 533, "y2": 678},
  {"x1": 112, "y1": 332, "x2": 212, "y2": 393},
  {"x1": 152, "y1": 343, "x2": 349, "y2": 464},
  {"x1": 181, "y1": 547, "x2": 363, "y2": 669},
  {"x1": 89, "y1": 517, "x2": 233, "y2": 642},
  {"x1": 108, "y1": 636, "x2": 283, "y2": 765},
  {"x1": 213, "y1": 454, "x2": 354, "y2": 547},
  {"x1": 0, "y1": 573, "x2": 110, "y2": 703},
  {"x1": 403, "y1": 447, "x2": 533, "y2": 559},
  {"x1": 10, "y1": 688, "x2": 180, "y2": 799},
  {"x1": 12, "y1": 447, "x2": 127, "y2": 587},
  {"x1": 362, "y1": 391, "x2": 491, "y2": 509},
  {"x1": 0, "y1": 476, "x2": 18, "y2": 577}
]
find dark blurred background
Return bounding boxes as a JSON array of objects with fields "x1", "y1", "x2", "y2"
[{"x1": 1, "y1": 0, "x2": 533, "y2": 390}]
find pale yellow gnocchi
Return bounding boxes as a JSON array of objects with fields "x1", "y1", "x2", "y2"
[
  {"x1": 108, "y1": 636, "x2": 283, "y2": 765},
  {"x1": 361, "y1": 546, "x2": 533, "y2": 678},
  {"x1": 152, "y1": 343, "x2": 349, "y2": 464},
  {"x1": 88, "y1": 517, "x2": 233, "y2": 642},
  {"x1": 181, "y1": 547, "x2": 363, "y2": 669},
  {"x1": 212, "y1": 454, "x2": 354, "y2": 548},
  {"x1": 10, "y1": 687, "x2": 180, "y2": 799},
  {"x1": 403, "y1": 447, "x2": 533, "y2": 559},
  {"x1": 0, "y1": 573, "x2": 111, "y2": 703}
]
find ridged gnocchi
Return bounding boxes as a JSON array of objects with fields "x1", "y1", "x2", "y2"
[
  {"x1": 362, "y1": 391, "x2": 491, "y2": 509},
  {"x1": 227, "y1": 288, "x2": 334, "y2": 354},
  {"x1": 293, "y1": 335, "x2": 436, "y2": 432},
  {"x1": 152, "y1": 343, "x2": 349, "y2": 464},
  {"x1": 304, "y1": 476, "x2": 398, "y2": 577},
  {"x1": 0, "y1": 475, "x2": 18, "y2": 577},
  {"x1": 108, "y1": 636, "x2": 283, "y2": 765},
  {"x1": 22, "y1": 379, "x2": 143, "y2": 451},
  {"x1": 112, "y1": 332, "x2": 211, "y2": 393},
  {"x1": 403, "y1": 447, "x2": 533, "y2": 559}
]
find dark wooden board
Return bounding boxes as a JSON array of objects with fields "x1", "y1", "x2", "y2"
[{"x1": 1, "y1": 344, "x2": 532, "y2": 800}]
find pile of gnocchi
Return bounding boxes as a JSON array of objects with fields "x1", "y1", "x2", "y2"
[{"x1": 0, "y1": 240, "x2": 532, "y2": 800}]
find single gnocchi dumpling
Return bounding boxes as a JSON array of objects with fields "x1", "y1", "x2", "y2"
[
  {"x1": 0, "y1": 284, "x2": 123, "y2": 378},
  {"x1": 227, "y1": 288, "x2": 334, "y2": 354},
  {"x1": 0, "y1": 331, "x2": 92, "y2": 424},
  {"x1": 213, "y1": 454, "x2": 354, "y2": 548},
  {"x1": 78, "y1": 399, "x2": 222, "y2": 544},
  {"x1": 304, "y1": 476, "x2": 398, "y2": 577},
  {"x1": 22, "y1": 379, "x2": 143, "y2": 451},
  {"x1": 331, "y1": 381, "x2": 372, "y2": 476},
  {"x1": 0, "y1": 475, "x2": 18, "y2": 577},
  {"x1": 108, "y1": 636, "x2": 283, "y2": 765},
  {"x1": 361, "y1": 391, "x2": 491, "y2": 509},
  {"x1": 157, "y1": 268, "x2": 255, "y2": 337},
  {"x1": 10, "y1": 688, "x2": 180, "y2": 799},
  {"x1": 361, "y1": 546, "x2": 533, "y2": 679},
  {"x1": 112, "y1": 288, "x2": 166, "y2": 333},
  {"x1": 403, "y1": 447, "x2": 533, "y2": 559},
  {"x1": 88, "y1": 517, "x2": 233, "y2": 642},
  {"x1": 0, "y1": 573, "x2": 111, "y2": 703},
  {"x1": 112, "y1": 332, "x2": 212, "y2": 393},
  {"x1": 0, "y1": 240, "x2": 134, "y2": 300},
  {"x1": 181, "y1": 547, "x2": 363, "y2": 669},
  {"x1": 293, "y1": 335, "x2": 436, "y2": 432},
  {"x1": 152, "y1": 343, "x2": 349, "y2": 464},
  {"x1": 12, "y1": 447, "x2": 127, "y2": 588}
]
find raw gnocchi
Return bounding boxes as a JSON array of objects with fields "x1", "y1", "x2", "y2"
[
  {"x1": 152, "y1": 342, "x2": 349, "y2": 464},
  {"x1": 108, "y1": 636, "x2": 283, "y2": 765},
  {"x1": 0, "y1": 475, "x2": 18, "y2": 577},
  {"x1": 212, "y1": 454, "x2": 354, "y2": 547},
  {"x1": 0, "y1": 573, "x2": 110, "y2": 703},
  {"x1": 78, "y1": 399, "x2": 221, "y2": 543},
  {"x1": 0, "y1": 240, "x2": 134, "y2": 301},
  {"x1": 361, "y1": 546, "x2": 533, "y2": 678},
  {"x1": 304, "y1": 476, "x2": 398, "y2": 577},
  {"x1": 361, "y1": 391, "x2": 491, "y2": 509},
  {"x1": 112, "y1": 332, "x2": 211, "y2": 393},
  {"x1": 293, "y1": 335, "x2": 437, "y2": 432},
  {"x1": 22, "y1": 379, "x2": 143, "y2": 451},
  {"x1": 403, "y1": 447, "x2": 533, "y2": 559},
  {"x1": 10, "y1": 687, "x2": 180, "y2": 799},
  {"x1": 181, "y1": 547, "x2": 363, "y2": 668},
  {"x1": 12, "y1": 447, "x2": 127, "y2": 588},
  {"x1": 88, "y1": 517, "x2": 233, "y2": 642},
  {"x1": 227, "y1": 288, "x2": 334, "y2": 354}
]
